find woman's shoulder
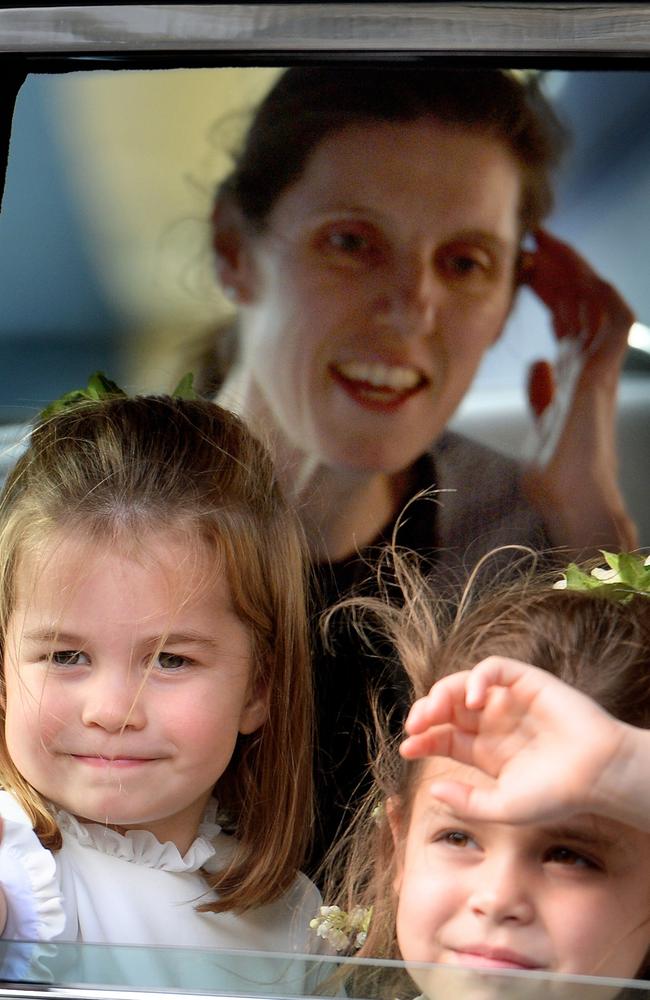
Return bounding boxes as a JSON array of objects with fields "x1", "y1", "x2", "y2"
[
  {"x1": 432, "y1": 429, "x2": 522, "y2": 485},
  {"x1": 430, "y1": 431, "x2": 549, "y2": 555}
]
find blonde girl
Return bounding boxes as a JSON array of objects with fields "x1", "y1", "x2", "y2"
[
  {"x1": 325, "y1": 551, "x2": 650, "y2": 992},
  {"x1": 0, "y1": 391, "x2": 318, "y2": 967}
]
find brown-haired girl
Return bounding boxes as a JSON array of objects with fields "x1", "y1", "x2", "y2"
[
  {"x1": 326, "y1": 552, "x2": 650, "y2": 989},
  {"x1": 0, "y1": 392, "x2": 319, "y2": 967}
]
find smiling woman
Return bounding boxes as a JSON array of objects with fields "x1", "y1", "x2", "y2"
[
  {"x1": 206, "y1": 66, "x2": 638, "y2": 871},
  {"x1": 216, "y1": 117, "x2": 522, "y2": 485}
]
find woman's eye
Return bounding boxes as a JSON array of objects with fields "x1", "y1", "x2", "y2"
[
  {"x1": 439, "y1": 248, "x2": 493, "y2": 282},
  {"x1": 451, "y1": 256, "x2": 483, "y2": 274},
  {"x1": 317, "y1": 224, "x2": 382, "y2": 266},
  {"x1": 50, "y1": 650, "x2": 88, "y2": 666},
  {"x1": 544, "y1": 846, "x2": 600, "y2": 870},
  {"x1": 155, "y1": 651, "x2": 189, "y2": 672},
  {"x1": 328, "y1": 230, "x2": 369, "y2": 253}
]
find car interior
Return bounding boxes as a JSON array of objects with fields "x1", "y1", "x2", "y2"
[{"x1": 0, "y1": 5, "x2": 649, "y2": 999}]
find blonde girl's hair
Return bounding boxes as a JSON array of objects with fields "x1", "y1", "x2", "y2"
[
  {"x1": 0, "y1": 395, "x2": 313, "y2": 914},
  {"x1": 327, "y1": 547, "x2": 650, "y2": 981}
]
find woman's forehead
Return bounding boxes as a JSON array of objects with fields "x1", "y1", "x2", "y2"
[{"x1": 270, "y1": 117, "x2": 523, "y2": 241}]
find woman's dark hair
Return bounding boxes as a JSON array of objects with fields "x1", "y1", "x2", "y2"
[{"x1": 217, "y1": 67, "x2": 567, "y2": 237}]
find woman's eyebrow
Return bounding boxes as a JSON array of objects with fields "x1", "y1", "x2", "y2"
[{"x1": 449, "y1": 229, "x2": 516, "y2": 253}]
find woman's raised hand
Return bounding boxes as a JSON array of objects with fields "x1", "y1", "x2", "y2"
[
  {"x1": 520, "y1": 228, "x2": 637, "y2": 551},
  {"x1": 400, "y1": 656, "x2": 650, "y2": 830}
]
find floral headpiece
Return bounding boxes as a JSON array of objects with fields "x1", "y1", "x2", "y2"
[
  {"x1": 553, "y1": 550, "x2": 650, "y2": 603},
  {"x1": 39, "y1": 371, "x2": 197, "y2": 421},
  {"x1": 310, "y1": 904, "x2": 373, "y2": 953}
]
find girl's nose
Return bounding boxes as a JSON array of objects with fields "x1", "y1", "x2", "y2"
[
  {"x1": 80, "y1": 668, "x2": 146, "y2": 732},
  {"x1": 467, "y1": 858, "x2": 535, "y2": 925},
  {"x1": 374, "y1": 256, "x2": 440, "y2": 339}
]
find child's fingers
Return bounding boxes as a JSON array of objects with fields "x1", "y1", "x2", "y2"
[
  {"x1": 400, "y1": 725, "x2": 476, "y2": 764},
  {"x1": 405, "y1": 671, "x2": 473, "y2": 734},
  {"x1": 464, "y1": 656, "x2": 545, "y2": 709},
  {"x1": 428, "y1": 779, "x2": 502, "y2": 821}
]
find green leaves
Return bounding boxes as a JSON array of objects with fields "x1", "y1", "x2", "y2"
[
  {"x1": 555, "y1": 550, "x2": 650, "y2": 603},
  {"x1": 39, "y1": 371, "x2": 198, "y2": 422},
  {"x1": 170, "y1": 372, "x2": 199, "y2": 400},
  {"x1": 39, "y1": 372, "x2": 126, "y2": 420}
]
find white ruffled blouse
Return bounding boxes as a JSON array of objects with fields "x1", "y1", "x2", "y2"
[{"x1": 0, "y1": 791, "x2": 325, "y2": 992}]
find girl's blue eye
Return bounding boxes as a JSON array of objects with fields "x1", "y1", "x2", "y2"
[
  {"x1": 51, "y1": 650, "x2": 88, "y2": 666},
  {"x1": 155, "y1": 652, "x2": 188, "y2": 671}
]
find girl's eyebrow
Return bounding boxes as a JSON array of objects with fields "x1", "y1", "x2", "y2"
[
  {"x1": 22, "y1": 628, "x2": 85, "y2": 645},
  {"x1": 419, "y1": 805, "x2": 622, "y2": 853},
  {"x1": 20, "y1": 629, "x2": 220, "y2": 649},
  {"x1": 541, "y1": 823, "x2": 619, "y2": 851},
  {"x1": 153, "y1": 632, "x2": 221, "y2": 649}
]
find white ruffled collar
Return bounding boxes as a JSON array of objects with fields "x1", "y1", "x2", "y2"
[{"x1": 55, "y1": 801, "x2": 222, "y2": 873}]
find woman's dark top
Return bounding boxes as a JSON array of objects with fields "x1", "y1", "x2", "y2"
[{"x1": 308, "y1": 430, "x2": 549, "y2": 876}]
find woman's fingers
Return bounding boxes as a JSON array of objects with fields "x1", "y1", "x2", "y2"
[
  {"x1": 524, "y1": 228, "x2": 634, "y2": 367},
  {"x1": 527, "y1": 359, "x2": 555, "y2": 418},
  {"x1": 521, "y1": 228, "x2": 637, "y2": 549}
]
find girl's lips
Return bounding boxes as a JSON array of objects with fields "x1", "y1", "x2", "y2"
[
  {"x1": 449, "y1": 948, "x2": 541, "y2": 971},
  {"x1": 71, "y1": 755, "x2": 157, "y2": 769},
  {"x1": 330, "y1": 362, "x2": 427, "y2": 412}
]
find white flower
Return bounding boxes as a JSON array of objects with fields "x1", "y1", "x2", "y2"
[
  {"x1": 371, "y1": 802, "x2": 385, "y2": 824},
  {"x1": 309, "y1": 904, "x2": 373, "y2": 952},
  {"x1": 590, "y1": 566, "x2": 621, "y2": 582}
]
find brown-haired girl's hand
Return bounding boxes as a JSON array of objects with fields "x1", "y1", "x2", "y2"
[
  {"x1": 400, "y1": 656, "x2": 650, "y2": 831},
  {"x1": 519, "y1": 228, "x2": 638, "y2": 551}
]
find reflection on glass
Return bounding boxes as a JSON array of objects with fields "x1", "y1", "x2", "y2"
[
  {"x1": 1, "y1": 941, "x2": 649, "y2": 999},
  {"x1": 0, "y1": 67, "x2": 648, "y2": 543}
]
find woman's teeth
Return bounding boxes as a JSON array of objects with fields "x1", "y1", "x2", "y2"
[{"x1": 335, "y1": 362, "x2": 422, "y2": 391}]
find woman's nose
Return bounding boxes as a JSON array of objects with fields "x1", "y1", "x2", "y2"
[
  {"x1": 80, "y1": 667, "x2": 147, "y2": 732},
  {"x1": 374, "y1": 256, "x2": 440, "y2": 338},
  {"x1": 467, "y1": 857, "x2": 535, "y2": 925}
]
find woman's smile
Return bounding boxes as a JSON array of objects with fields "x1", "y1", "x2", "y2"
[{"x1": 329, "y1": 360, "x2": 428, "y2": 411}]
